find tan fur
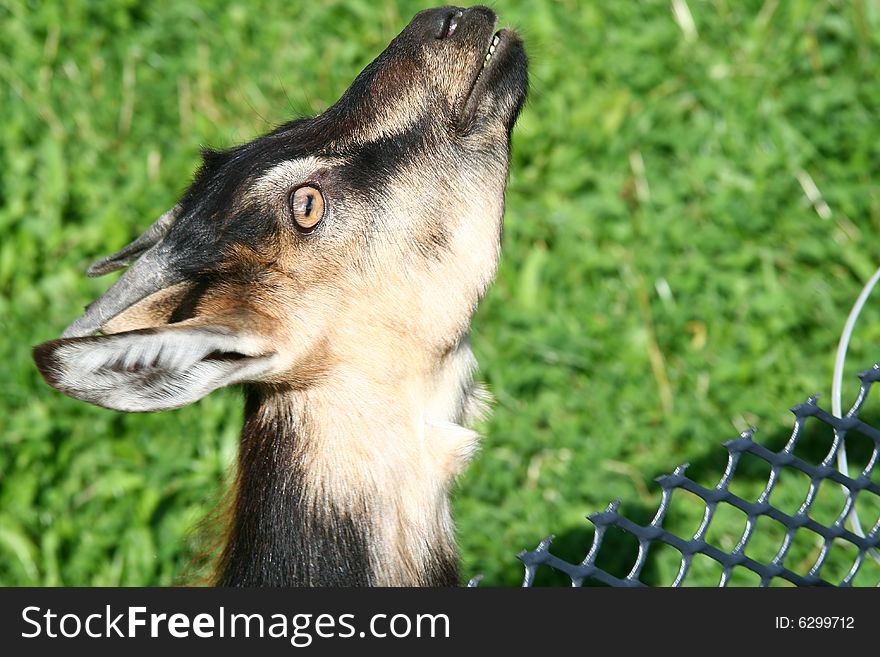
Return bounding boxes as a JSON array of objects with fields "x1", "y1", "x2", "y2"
[
  {"x1": 41, "y1": 7, "x2": 527, "y2": 585},
  {"x1": 99, "y1": 146, "x2": 505, "y2": 581}
]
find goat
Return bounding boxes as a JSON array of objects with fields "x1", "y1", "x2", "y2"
[{"x1": 32, "y1": 5, "x2": 527, "y2": 586}]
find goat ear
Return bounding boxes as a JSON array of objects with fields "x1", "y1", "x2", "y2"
[{"x1": 32, "y1": 326, "x2": 279, "y2": 412}]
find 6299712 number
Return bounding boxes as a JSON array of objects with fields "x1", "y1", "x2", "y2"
[
  {"x1": 801, "y1": 617, "x2": 853, "y2": 629},
  {"x1": 775, "y1": 617, "x2": 854, "y2": 629}
]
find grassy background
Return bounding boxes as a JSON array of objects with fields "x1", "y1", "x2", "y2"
[{"x1": 1, "y1": 0, "x2": 879, "y2": 586}]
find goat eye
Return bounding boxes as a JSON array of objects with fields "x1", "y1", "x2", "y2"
[{"x1": 290, "y1": 186, "x2": 324, "y2": 231}]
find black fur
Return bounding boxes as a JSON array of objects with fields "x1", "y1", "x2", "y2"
[
  {"x1": 151, "y1": 6, "x2": 527, "y2": 286},
  {"x1": 35, "y1": 6, "x2": 527, "y2": 588},
  {"x1": 204, "y1": 7, "x2": 526, "y2": 587},
  {"x1": 218, "y1": 387, "x2": 462, "y2": 587},
  {"x1": 217, "y1": 388, "x2": 375, "y2": 587}
]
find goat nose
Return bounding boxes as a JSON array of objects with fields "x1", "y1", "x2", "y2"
[{"x1": 436, "y1": 8, "x2": 464, "y2": 40}]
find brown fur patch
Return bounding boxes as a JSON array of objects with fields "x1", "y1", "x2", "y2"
[{"x1": 39, "y1": 6, "x2": 528, "y2": 586}]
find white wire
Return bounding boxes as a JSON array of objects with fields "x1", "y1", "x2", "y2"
[{"x1": 831, "y1": 265, "x2": 880, "y2": 566}]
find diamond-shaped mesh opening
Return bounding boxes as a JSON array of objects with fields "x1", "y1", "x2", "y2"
[
  {"x1": 767, "y1": 467, "x2": 813, "y2": 518},
  {"x1": 662, "y1": 488, "x2": 709, "y2": 541},
  {"x1": 781, "y1": 527, "x2": 825, "y2": 578},
  {"x1": 817, "y1": 537, "x2": 859, "y2": 585},
  {"x1": 809, "y1": 479, "x2": 850, "y2": 527},
  {"x1": 498, "y1": 365, "x2": 880, "y2": 587},
  {"x1": 841, "y1": 431, "x2": 877, "y2": 478},
  {"x1": 726, "y1": 565, "x2": 762, "y2": 586},
  {"x1": 743, "y1": 515, "x2": 788, "y2": 564},
  {"x1": 592, "y1": 525, "x2": 641, "y2": 581},
  {"x1": 726, "y1": 451, "x2": 773, "y2": 504},
  {"x1": 790, "y1": 411, "x2": 837, "y2": 467},
  {"x1": 768, "y1": 574, "x2": 796, "y2": 587},
  {"x1": 704, "y1": 503, "x2": 748, "y2": 554},
  {"x1": 681, "y1": 552, "x2": 724, "y2": 587},
  {"x1": 852, "y1": 491, "x2": 880, "y2": 533},
  {"x1": 644, "y1": 540, "x2": 686, "y2": 586},
  {"x1": 850, "y1": 548, "x2": 880, "y2": 586}
]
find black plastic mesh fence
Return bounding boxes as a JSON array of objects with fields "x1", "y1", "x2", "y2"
[{"x1": 486, "y1": 365, "x2": 880, "y2": 587}]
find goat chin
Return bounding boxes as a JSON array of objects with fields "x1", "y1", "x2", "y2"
[{"x1": 33, "y1": 6, "x2": 527, "y2": 586}]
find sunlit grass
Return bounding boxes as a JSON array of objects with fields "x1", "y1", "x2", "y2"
[{"x1": 1, "y1": 0, "x2": 878, "y2": 586}]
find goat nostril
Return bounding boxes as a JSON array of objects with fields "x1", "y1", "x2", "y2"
[{"x1": 437, "y1": 9, "x2": 463, "y2": 40}]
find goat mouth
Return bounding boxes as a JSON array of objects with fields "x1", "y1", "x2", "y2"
[
  {"x1": 480, "y1": 31, "x2": 503, "y2": 71},
  {"x1": 459, "y1": 29, "x2": 515, "y2": 128}
]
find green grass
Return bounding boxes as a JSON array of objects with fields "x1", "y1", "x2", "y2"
[{"x1": 2, "y1": 0, "x2": 879, "y2": 586}]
